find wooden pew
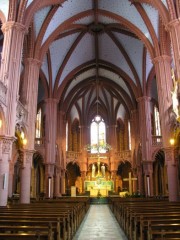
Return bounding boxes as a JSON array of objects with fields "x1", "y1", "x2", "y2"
[
  {"x1": 108, "y1": 197, "x2": 180, "y2": 240},
  {"x1": 0, "y1": 197, "x2": 89, "y2": 240}
]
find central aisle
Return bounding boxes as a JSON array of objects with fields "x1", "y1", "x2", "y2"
[{"x1": 73, "y1": 204, "x2": 128, "y2": 240}]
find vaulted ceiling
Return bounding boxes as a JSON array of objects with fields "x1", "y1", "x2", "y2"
[{"x1": 0, "y1": 0, "x2": 169, "y2": 124}]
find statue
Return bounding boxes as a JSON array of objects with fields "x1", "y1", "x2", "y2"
[
  {"x1": 92, "y1": 164, "x2": 96, "y2": 178},
  {"x1": 101, "y1": 164, "x2": 105, "y2": 177},
  {"x1": 171, "y1": 68, "x2": 180, "y2": 119}
]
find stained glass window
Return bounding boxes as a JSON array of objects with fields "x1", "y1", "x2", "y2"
[
  {"x1": 36, "y1": 108, "x2": 42, "y2": 144},
  {"x1": 90, "y1": 116, "x2": 106, "y2": 153},
  {"x1": 128, "y1": 121, "x2": 131, "y2": 150},
  {"x1": 154, "y1": 106, "x2": 161, "y2": 136}
]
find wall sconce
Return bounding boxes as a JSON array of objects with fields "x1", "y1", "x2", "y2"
[
  {"x1": 169, "y1": 138, "x2": 175, "y2": 146},
  {"x1": 0, "y1": 119, "x2": 2, "y2": 129},
  {"x1": 21, "y1": 131, "x2": 27, "y2": 146},
  {"x1": 22, "y1": 138, "x2": 27, "y2": 146}
]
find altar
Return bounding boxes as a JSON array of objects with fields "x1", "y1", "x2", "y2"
[{"x1": 84, "y1": 180, "x2": 113, "y2": 197}]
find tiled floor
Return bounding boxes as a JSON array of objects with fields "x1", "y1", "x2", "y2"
[{"x1": 73, "y1": 204, "x2": 128, "y2": 240}]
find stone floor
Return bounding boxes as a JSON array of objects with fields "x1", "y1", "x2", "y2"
[{"x1": 72, "y1": 204, "x2": 128, "y2": 240}]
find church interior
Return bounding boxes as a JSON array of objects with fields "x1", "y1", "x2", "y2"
[{"x1": 0, "y1": 0, "x2": 180, "y2": 239}]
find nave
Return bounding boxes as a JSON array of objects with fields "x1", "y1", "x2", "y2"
[
  {"x1": 72, "y1": 204, "x2": 128, "y2": 240},
  {"x1": 1, "y1": 196, "x2": 180, "y2": 239}
]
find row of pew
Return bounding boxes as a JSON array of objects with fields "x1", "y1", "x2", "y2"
[
  {"x1": 0, "y1": 197, "x2": 90, "y2": 240},
  {"x1": 108, "y1": 197, "x2": 180, "y2": 240}
]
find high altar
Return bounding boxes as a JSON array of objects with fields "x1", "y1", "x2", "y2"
[{"x1": 84, "y1": 180, "x2": 113, "y2": 196}]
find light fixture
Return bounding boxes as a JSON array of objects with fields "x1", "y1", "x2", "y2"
[
  {"x1": 21, "y1": 131, "x2": 25, "y2": 140},
  {"x1": 169, "y1": 138, "x2": 175, "y2": 146},
  {"x1": 20, "y1": 130, "x2": 27, "y2": 146},
  {"x1": 22, "y1": 138, "x2": 27, "y2": 146},
  {"x1": 0, "y1": 119, "x2": 2, "y2": 128}
]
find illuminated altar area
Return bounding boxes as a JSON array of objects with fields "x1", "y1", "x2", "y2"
[
  {"x1": 85, "y1": 179, "x2": 113, "y2": 196},
  {"x1": 84, "y1": 158, "x2": 114, "y2": 196}
]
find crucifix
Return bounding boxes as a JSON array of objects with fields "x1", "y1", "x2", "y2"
[{"x1": 123, "y1": 172, "x2": 137, "y2": 195}]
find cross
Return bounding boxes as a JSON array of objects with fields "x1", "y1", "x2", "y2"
[{"x1": 123, "y1": 172, "x2": 137, "y2": 195}]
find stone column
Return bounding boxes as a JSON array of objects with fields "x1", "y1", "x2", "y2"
[
  {"x1": 111, "y1": 170, "x2": 117, "y2": 192},
  {"x1": 164, "y1": 147, "x2": 178, "y2": 202},
  {"x1": 81, "y1": 171, "x2": 86, "y2": 193},
  {"x1": 8, "y1": 161, "x2": 14, "y2": 198},
  {"x1": 80, "y1": 125, "x2": 88, "y2": 172},
  {"x1": 130, "y1": 110, "x2": 140, "y2": 193},
  {"x1": 137, "y1": 165, "x2": 144, "y2": 195},
  {"x1": 54, "y1": 167, "x2": 61, "y2": 197},
  {"x1": 45, "y1": 164, "x2": 54, "y2": 198},
  {"x1": 20, "y1": 150, "x2": 34, "y2": 203},
  {"x1": 19, "y1": 58, "x2": 41, "y2": 203},
  {"x1": 108, "y1": 125, "x2": 117, "y2": 172},
  {"x1": 0, "y1": 22, "x2": 26, "y2": 206},
  {"x1": 58, "y1": 111, "x2": 66, "y2": 195},
  {"x1": 0, "y1": 136, "x2": 14, "y2": 206},
  {"x1": 45, "y1": 99, "x2": 58, "y2": 164},
  {"x1": 61, "y1": 169, "x2": 66, "y2": 195},
  {"x1": 44, "y1": 98, "x2": 58, "y2": 197},
  {"x1": 130, "y1": 110, "x2": 140, "y2": 154},
  {"x1": 137, "y1": 97, "x2": 152, "y2": 196},
  {"x1": 142, "y1": 161, "x2": 153, "y2": 197},
  {"x1": 153, "y1": 56, "x2": 179, "y2": 201},
  {"x1": 166, "y1": 20, "x2": 180, "y2": 87},
  {"x1": 0, "y1": 22, "x2": 26, "y2": 136}
]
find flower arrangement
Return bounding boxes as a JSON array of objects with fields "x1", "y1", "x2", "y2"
[{"x1": 84, "y1": 143, "x2": 112, "y2": 152}]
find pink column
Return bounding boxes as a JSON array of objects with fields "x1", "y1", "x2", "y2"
[
  {"x1": 20, "y1": 150, "x2": 34, "y2": 203},
  {"x1": 137, "y1": 97, "x2": 153, "y2": 196},
  {"x1": 45, "y1": 99, "x2": 58, "y2": 164},
  {"x1": 45, "y1": 99, "x2": 58, "y2": 197},
  {"x1": 0, "y1": 22, "x2": 26, "y2": 136},
  {"x1": 54, "y1": 167, "x2": 61, "y2": 197},
  {"x1": 8, "y1": 161, "x2": 14, "y2": 198},
  {"x1": 45, "y1": 164, "x2": 55, "y2": 198},
  {"x1": 23, "y1": 58, "x2": 41, "y2": 146},
  {"x1": 108, "y1": 125, "x2": 117, "y2": 172},
  {"x1": 166, "y1": 20, "x2": 180, "y2": 84},
  {"x1": 130, "y1": 110, "x2": 141, "y2": 193},
  {"x1": 19, "y1": 58, "x2": 41, "y2": 203},
  {"x1": 58, "y1": 110, "x2": 66, "y2": 195},
  {"x1": 0, "y1": 136, "x2": 14, "y2": 206},
  {"x1": 153, "y1": 56, "x2": 179, "y2": 201},
  {"x1": 81, "y1": 171, "x2": 86, "y2": 193},
  {"x1": 164, "y1": 147, "x2": 178, "y2": 202},
  {"x1": 111, "y1": 170, "x2": 117, "y2": 192},
  {"x1": 0, "y1": 22, "x2": 26, "y2": 206},
  {"x1": 80, "y1": 125, "x2": 88, "y2": 172},
  {"x1": 60, "y1": 170, "x2": 66, "y2": 195}
]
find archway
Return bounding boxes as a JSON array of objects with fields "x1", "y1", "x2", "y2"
[
  {"x1": 117, "y1": 161, "x2": 132, "y2": 193},
  {"x1": 66, "y1": 162, "x2": 81, "y2": 195},
  {"x1": 153, "y1": 150, "x2": 167, "y2": 197},
  {"x1": 32, "y1": 152, "x2": 45, "y2": 199}
]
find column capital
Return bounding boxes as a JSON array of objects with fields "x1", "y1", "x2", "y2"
[
  {"x1": 21, "y1": 149, "x2": 34, "y2": 167},
  {"x1": 165, "y1": 19, "x2": 180, "y2": 31},
  {"x1": 24, "y1": 58, "x2": 42, "y2": 67},
  {"x1": 2, "y1": 21, "x2": 27, "y2": 34},
  {"x1": 136, "y1": 96, "x2": 151, "y2": 103},
  {"x1": 164, "y1": 146, "x2": 176, "y2": 165},
  {"x1": 0, "y1": 135, "x2": 16, "y2": 156},
  {"x1": 152, "y1": 55, "x2": 171, "y2": 64},
  {"x1": 44, "y1": 98, "x2": 59, "y2": 104}
]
